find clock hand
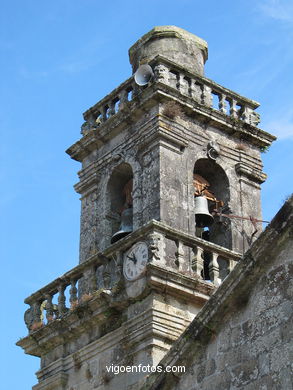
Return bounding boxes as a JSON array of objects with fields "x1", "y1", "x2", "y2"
[
  {"x1": 127, "y1": 255, "x2": 135, "y2": 262},
  {"x1": 132, "y1": 253, "x2": 138, "y2": 264}
]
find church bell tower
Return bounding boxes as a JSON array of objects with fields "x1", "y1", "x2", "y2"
[{"x1": 17, "y1": 26, "x2": 275, "y2": 390}]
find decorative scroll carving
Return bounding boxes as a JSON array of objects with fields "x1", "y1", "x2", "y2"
[{"x1": 24, "y1": 307, "x2": 34, "y2": 331}]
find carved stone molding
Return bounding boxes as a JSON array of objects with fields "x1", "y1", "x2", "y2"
[
  {"x1": 235, "y1": 162, "x2": 267, "y2": 184},
  {"x1": 33, "y1": 371, "x2": 68, "y2": 390}
]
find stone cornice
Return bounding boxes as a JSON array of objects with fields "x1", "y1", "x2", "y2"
[
  {"x1": 16, "y1": 266, "x2": 213, "y2": 359},
  {"x1": 73, "y1": 115, "x2": 190, "y2": 194},
  {"x1": 147, "y1": 263, "x2": 214, "y2": 303},
  {"x1": 235, "y1": 162, "x2": 267, "y2": 184},
  {"x1": 32, "y1": 371, "x2": 68, "y2": 390}
]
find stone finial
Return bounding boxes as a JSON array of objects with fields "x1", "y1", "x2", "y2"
[{"x1": 129, "y1": 25, "x2": 208, "y2": 76}]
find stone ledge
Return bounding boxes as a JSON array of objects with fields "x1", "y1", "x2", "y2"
[
  {"x1": 235, "y1": 162, "x2": 267, "y2": 184},
  {"x1": 147, "y1": 263, "x2": 214, "y2": 303},
  {"x1": 32, "y1": 371, "x2": 68, "y2": 390},
  {"x1": 16, "y1": 262, "x2": 212, "y2": 359}
]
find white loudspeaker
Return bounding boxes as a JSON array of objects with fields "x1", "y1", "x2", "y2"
[{"x1": 134, "y1": 64, "x2": 154, "y2": 86}]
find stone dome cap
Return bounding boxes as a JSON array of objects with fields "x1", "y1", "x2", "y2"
[{"x1": 129, "y1": 25, "x2": 208, "y2": 76}]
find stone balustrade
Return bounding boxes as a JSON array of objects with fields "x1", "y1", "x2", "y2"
[
  {"x1": 23, "y1": 254, "x2": 111, "y2": 332},
  {"x1": 81, "y1": 55, "x2": 260, "y2": 135},
  {"x1": 81, "y1": 77, "x2": 137, "y2": 134},
  {"x1": 23, "y1": 220, "x2": 241, "y2": 334},
  {"x1": 149, "y1": 220, "x2": 241, "y2": 286},
  {"x1": 153, "y1": 56, "x2": 260, "y2": 126}
]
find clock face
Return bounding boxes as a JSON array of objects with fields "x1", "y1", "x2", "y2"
[{"x1": 123, "y1": 241, "x2": 149, "y2": 281}]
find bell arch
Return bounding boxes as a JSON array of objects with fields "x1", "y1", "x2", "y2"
[
  {"x1": 193, "y1": 159, "x2": 232, "y2": 249},
  {"x1": 105, "y1": 162, "x2": 134, "y2": 245}
]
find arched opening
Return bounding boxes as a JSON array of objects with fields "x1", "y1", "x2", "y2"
[
  {"x1": 193, "y1": 159, "x2": 232, "y2": 280},
  {"x1": 106, "y1": 163, "x2": 133, "y2": 244}
]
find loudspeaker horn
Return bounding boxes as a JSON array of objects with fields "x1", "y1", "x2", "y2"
[{"x1": 134, "y1": 64, "x2": 154, "y2": 86}]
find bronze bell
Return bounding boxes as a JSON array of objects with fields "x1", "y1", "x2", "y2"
[
  {"x1": 111, "y1": 208, "x2": 133, "y2": 244},
  {"x1": 194, "y1": 196, "x2": 214, "y2": 228}
]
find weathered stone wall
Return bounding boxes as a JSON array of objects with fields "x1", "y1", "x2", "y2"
[
  {"x1": 142, "y1": 196, "x2": 293, "y2": 390},
  {"x1": 157, "y1": 109, "x2": 265, "y2": 253},
  {"x1": 178, "y1": 241, "x2": 292, "y2": 389},
  {"x1": 76, "y1": 105, "x2": 266, "y2": 263},
  {"x1": 33, "y1": 291, "x2": 204, "y2": 390},
  {"x1": 70, "y1": 26, "x2": 270, "y2": 264}
]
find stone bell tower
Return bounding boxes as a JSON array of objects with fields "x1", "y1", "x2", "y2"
[{"x1": 17, "y1": 26, "x2": 275, "y2": 390}]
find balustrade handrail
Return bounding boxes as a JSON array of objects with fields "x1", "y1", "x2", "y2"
[
  {"x1": 81, "y1": 55, "x2": 260, "y2": 135},
  {"x1": 149, "y1": 219, "x2": 242, "y2": 261},
  {"x1": 24, "y1": 219, "x2": 241, "y2": 305},
  {"x1": 83, "y1": 76, "x2": 134, "y2": 116},
  {"x1": 24, "y1": 255, "x2": 107, "y2": 305},
  {"x1": 22, "y1": 219, "x2": 242, "y2": 333},
  {"x1": 149, "y1": 55, "x2": 259, "y2": 109}
]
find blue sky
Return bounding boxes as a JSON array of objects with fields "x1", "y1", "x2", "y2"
[{"x1": 1, "y1": 0, "x2": 292, "y2": 387}]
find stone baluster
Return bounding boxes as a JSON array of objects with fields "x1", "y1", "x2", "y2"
[
  {"x1": 45, "y1": 293, "x2": 54, "y2": 322},
  {"x1": 186, "y1": 77, "x2": 192, "y2": 97},
  {"x1": 108, "y1": 100, "x2": 116, "y2": 117},
  {"x1": 241, "y1": 105, "x2": 251, "y2": 124},
  {"x1": 102, "y1": 105, "x2": 109, "y2": 122},
  {"x1": 131, "y1": 81, "x2": 140, "y2": 99},
  {"x1": 209, "y1": 252, "x2": 221, "y2": 286},
  {"x1": 202, "y1": 85, "x2": 213, "y2": 107},
  {"x1": 175, "y1": 240, "x2": 184, "y2": 270},
  {"x1": 177, "y1": 73, "x2": 184, "y2": 92},
  {"x1": 181, "y1": 76, "x2": 191, "y2": 97},
  {"x1": 228, "y1": 259, "x2": 237, "y2": 274},
  {"x1": 69, "y1": 278, "x2": 78, "y2": 307},
  {"x1": 190, "y1": 80, "x2": 202, "y2": 103},
  {"x1": 115, "y1": 250, "x2": 123, "y2": 280},
  {"x1": 57, "y1": 284, "x2": 67, "y2": 317},
  {"x1": 89, "y1": 265, "x2": 97, "y2": 293},
  {"x1": 219, "y1": 93, "x2": 227, "y2": 114},
  {"x1": 191, "y1": 245, "x2": 204, "y2": 278},
  {"x1": 119, "y1": 89, "x2": 128, "y2": 110},
  {"x1": 103, "y1": 264, "x2": 111, "y2": 289},
  {"x1": 229, "y1": 99, "x2": 238, "y2": 119},
  {"x1": 86, "y1": 112, "x2": 96, "y2": 127},
  {"x1": 33, "y1": 300, "x2": 42, "y2": 324}
]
